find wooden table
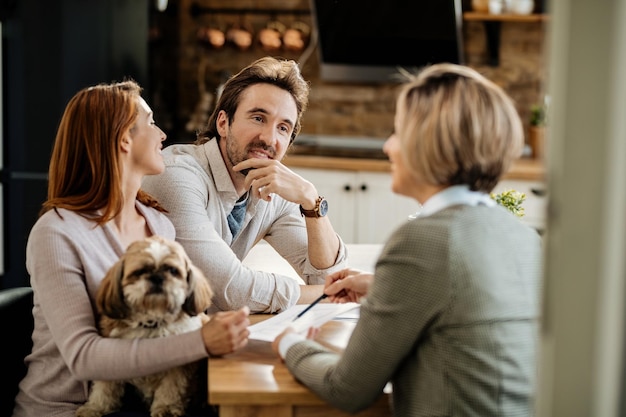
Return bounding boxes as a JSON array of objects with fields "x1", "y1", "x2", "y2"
[{"x1": 208, "y1": 315, "x2": 392, "y2": 417}]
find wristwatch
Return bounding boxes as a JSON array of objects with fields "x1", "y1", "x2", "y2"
[{"x1": 300, "y1": 196, "x2": 328, "y2": 218}]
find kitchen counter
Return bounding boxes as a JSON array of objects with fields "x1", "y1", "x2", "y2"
[
  {"x1": 283, "y1": 154, "x2": 545, "y2": 181},
  {"x1": 284, "y1": 134, "x2": 545, "y2": 181}
]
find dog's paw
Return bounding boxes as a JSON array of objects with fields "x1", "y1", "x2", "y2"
[
  {"x1": 150, "y1": 403, "x2": 186, "y2": 417},
  {"x1": 77, "y1": 380, "x2": 124, "y2": 417}
]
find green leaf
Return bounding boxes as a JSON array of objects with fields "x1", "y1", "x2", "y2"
[{"x1": 490, "y1": 189, "x2": 526, "y2": 217}]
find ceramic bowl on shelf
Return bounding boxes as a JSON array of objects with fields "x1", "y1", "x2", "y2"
[
  {"x1": 510, "y1": 0, "x2": 535, "y2": 14},
  {"x1": 488, "y1": 0, "x2": 504, "y2": 14}
]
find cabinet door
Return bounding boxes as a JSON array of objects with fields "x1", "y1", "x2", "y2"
[
  {"x1": 292, "y1": 168, "x2": 422, "y2": 244},
  {"x1": 355, "y1": 172, "x2": 421, "y2": 243},
  {"x1": 292, "y1": 168, "x2": 358, "y2": 243}
]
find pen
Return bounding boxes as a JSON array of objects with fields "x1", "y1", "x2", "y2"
[{"x1": 292, "y1": 294, "x2": 328, "y2": 321}]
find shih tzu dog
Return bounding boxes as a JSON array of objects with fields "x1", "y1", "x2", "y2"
[{"x1": 76, "y1": 236, "x2": 214, "y2": 417}]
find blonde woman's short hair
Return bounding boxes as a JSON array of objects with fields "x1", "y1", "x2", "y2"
[{"x1": 396, "y1": 63, "x2": 524, "y2": 192}]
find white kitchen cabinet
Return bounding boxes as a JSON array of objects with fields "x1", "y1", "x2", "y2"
[
  {"x1": 293, "y1": 168, "x2": 421, "y2": 244},
  {"x1": 294, "y1": 167, "x2": 547, "y2": 243}
]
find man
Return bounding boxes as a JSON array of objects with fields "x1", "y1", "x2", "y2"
[{"x1": 142, "y1": 57, "x2": 346, "y2": 313}]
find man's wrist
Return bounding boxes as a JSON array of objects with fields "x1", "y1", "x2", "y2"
[
  {"x1": 300, "y1": 195, "x2": 317, "y2": 211},
  {"x1": 299, "y1": 196, "x2": 328, "y2": 218}
]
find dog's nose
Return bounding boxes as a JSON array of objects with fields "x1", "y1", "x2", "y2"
[{"x1": 149, "y1": 273, "x2": 164, "y2": 290}]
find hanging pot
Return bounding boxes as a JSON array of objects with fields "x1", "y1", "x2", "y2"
[
  {"x1": 283, "y1": 21, "x2": 310, "y2": 53},
  {"x1": 258, "y1": 20, "x2": 285, "y2": 52}
]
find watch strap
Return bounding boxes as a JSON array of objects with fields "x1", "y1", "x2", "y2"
[{"x1": 300, "y1": 196, "x2": 324, "y2": 218}]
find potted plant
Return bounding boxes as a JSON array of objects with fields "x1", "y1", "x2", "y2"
[
  {"x1": 490, "y1": 189, "x2": 526, "y2": 218},
  {"x1": 528, "y1": 101, "x2": 547, "y2": 159}
]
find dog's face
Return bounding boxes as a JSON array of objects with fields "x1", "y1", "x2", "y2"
[{"x1": 96, "y1": 236, "x2": 213, "y2": 323}]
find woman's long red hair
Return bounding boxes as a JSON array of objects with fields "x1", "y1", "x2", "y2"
[{"x1": 41, "y1": 80, "x2": 164, "y2": 224}]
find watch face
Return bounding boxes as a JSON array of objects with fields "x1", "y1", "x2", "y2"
[{"x1": 319, "y1": 199, "x2": 329, "y2": 216}]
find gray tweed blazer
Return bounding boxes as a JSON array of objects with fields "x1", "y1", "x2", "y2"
[{"x1": 284, "y1": 204, "x2": 542, "y2": 416}]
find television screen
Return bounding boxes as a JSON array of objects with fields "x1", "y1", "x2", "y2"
[{"x1": 310, "y1": 0, "x2": 464, "y2": 83}]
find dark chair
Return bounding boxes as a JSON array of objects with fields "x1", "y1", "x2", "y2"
[{"x1": 0, "y1": 287, "x2": 34, "y2": 417}]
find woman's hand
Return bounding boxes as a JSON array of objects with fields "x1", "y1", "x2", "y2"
[
  {"x1": 201, "y1": 306, "x2": 250, "y2": 356},
  {"x1": 272, "y1": 326, "x2": 319, "y2": 361},
  {"x1": 324, "y1": 268, "x2": 373, "y2": 303}
]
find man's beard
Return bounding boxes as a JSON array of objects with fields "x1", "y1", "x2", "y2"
[{"x1": 225, "y1": 131, "x2": 276, "y2": 177}]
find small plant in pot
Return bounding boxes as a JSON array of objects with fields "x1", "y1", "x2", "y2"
[
  {"x1": 528, "y1": 101, "x2": 548, "y2": 159},
  {"x1": 530, "y1": 103, "x2": 547, "y2": 127},
  {"x1": 490, "y1": 189, "x2": 526, "y2": 218}
]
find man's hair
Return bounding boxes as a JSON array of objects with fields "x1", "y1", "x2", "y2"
[{"x1": 195, "y1": 56, "x2": 310, "y2": 145}]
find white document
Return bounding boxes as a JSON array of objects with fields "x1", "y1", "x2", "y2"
[{"x1": 248, "y1": 303, "x2": 360, "y2": 342}]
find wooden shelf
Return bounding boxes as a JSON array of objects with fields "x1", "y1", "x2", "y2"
[
  {"x1": 189, "y1": 2, "x2": 310, "y2": 17},
  {"x1": 463, "y1": 12, "x2": 548, "y2": 66},
  {"x1": 463, "y1": 12, "x2": 549, "y2": 22}
]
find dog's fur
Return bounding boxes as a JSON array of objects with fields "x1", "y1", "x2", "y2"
[{"x1": 76, "y1": 236, "x2": 213, "y2": 417}]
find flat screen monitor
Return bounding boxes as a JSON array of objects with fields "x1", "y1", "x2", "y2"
[{"x1": 310, "y1": 0, "x2": 464, "y2": 83}]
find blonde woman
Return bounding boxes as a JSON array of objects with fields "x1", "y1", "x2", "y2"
[{"x1": 273, "y1": 64, "x2": 542, "y2": 416}]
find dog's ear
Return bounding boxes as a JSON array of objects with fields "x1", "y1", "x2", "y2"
[
  {"x1": 96, "y1": 257, "x2": 130, "y2": 320},
  {"x1": 182, "y1": 262, "x2": 213, "y2": 316}
]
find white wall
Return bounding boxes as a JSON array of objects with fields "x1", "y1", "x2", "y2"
[{"x1": 537, "y1": 1, "x2": 626, "y2": 416}]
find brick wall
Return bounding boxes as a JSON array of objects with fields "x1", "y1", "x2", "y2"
[{"x1": 150, "y1": 0, "x2": 548, "y2": 145}]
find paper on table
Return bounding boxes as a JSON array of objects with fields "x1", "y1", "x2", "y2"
[{"x1": 248, "y1": 302, "x2": 360, "y2": 342}]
